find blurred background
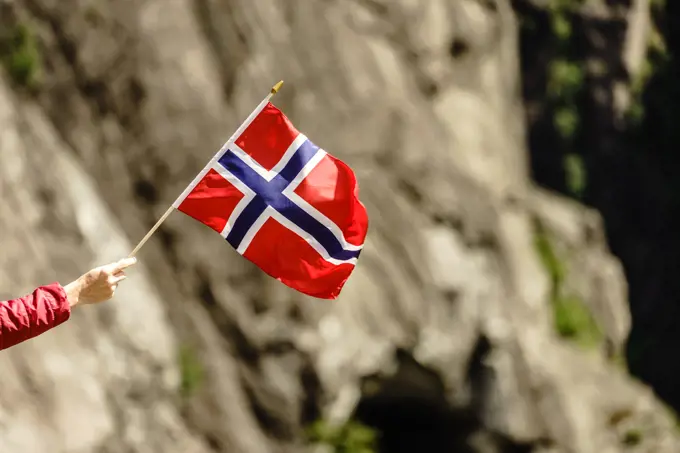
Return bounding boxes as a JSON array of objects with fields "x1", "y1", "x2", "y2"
[{"x1": 1, "y1": 0, "x2": 679, "y2": 452}]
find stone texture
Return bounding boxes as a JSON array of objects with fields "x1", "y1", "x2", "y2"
[{"x1": 0, "y1": 1, "x2": 677, "y2": 452}]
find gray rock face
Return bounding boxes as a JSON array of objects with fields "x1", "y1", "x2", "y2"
[{"x1": 0, "y1": 0, "x2": 677, "y2": 452}]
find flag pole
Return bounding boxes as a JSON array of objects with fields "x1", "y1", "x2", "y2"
[{"x1": 127, "y1": 80, "x2": 285, "y2": 258}]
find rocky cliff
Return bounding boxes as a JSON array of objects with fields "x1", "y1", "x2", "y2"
[{"x1": 0, "y1": 0, "x2": 678, "y2": 452}]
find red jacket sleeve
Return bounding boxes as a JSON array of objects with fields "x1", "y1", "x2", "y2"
[{"x1": 0, "y1": 282, "x2": 71, "y2": 351}]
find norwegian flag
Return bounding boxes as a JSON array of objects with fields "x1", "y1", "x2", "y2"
[{"x1": 173, "y1": 102, "x2": 368, "y2": 299}]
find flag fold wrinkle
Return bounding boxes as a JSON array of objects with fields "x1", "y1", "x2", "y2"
[{"x1": 175, "y1": 102, "x2": 368, "y2": 299}]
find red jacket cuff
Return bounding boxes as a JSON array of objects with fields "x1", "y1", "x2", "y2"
[{"x1": 43, "y1": 282, "x2": 72, "y2": 325}]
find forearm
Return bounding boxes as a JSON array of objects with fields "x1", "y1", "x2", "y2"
[{"x1": 0, "y1": 283, "x2": 72, "y2": 351}]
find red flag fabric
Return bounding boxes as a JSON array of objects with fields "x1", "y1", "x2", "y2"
[{"x1": 175, "y1": 102, "x2": 368, "y2": 299}]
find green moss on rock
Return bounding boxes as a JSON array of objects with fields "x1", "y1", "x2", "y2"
[
  {"x1": 179, "y1": 344, "x2": 204, "y2": 398},
  {"x1": 622, "y1": 429, "x2": 643, "y2": 446},
  {"x1": 563, "y1": 153, "x2": 586, "y2": 198},
  {"x1": 0, "y1": 22, "x2": 42, "y2": 89},
  {"x1": 534, "y1": 228, "x2": 566, "y2": 289},
  {"x1": 553, "y1": 295, "x2": 603, "y2": 348},
  {"x1": 534, "y1": 224, "x2": 603, "y2": 348},
  {"x1": 307, "y1": 419, "x2": 378, "y2": 453}
]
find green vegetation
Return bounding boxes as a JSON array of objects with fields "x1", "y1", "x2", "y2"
[
  {"x1": 534, "y1": 228, "x2": 565, "y2": 287},
  {"x1": 547, "y1": 59, "x2": 583, "y2": 99},
  {"x1": 543, "y1": 1, "x2": 588, "y2": 198},
  {"x1": 535, "y1": 0, "x2": 665, "y2": 199},
  {"x1": 553, "y1": 105, "x2": 579, "y2": 139},
  {"x1": 0, "y1": 22, "x2": 42, "y2": 89},
  {"x1": 622, "y1": 429, "x2": 642, "y2": 446},
  {"x1": 545, "y1": 0, "x2": 585, "y2": 138},
  {"x1": 547, "y1": 54, "x2": 583, "y2": 142},
  {"x1": 563, "y1": 153, "x2": 586, "y2": 198},
  {"x1": 179, "y1": 344, "x2": 204, "y2": 398},
  {"x1": 552, "y1": 295, "x2": 602, "y2": 347},
  {"x1": 307, "y1": 419, "x2": 378, "y2": 453},
  {"x1": 534, "y1": 224, "x2": 603, "y2": 348}
]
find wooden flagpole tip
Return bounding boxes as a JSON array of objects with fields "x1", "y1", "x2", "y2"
[{"x1": 271, "y1": 80, "x2": 284, "y2": 94}]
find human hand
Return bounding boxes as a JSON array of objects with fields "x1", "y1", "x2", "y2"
[{"x1": 64, "y1": 257, "x2": 137, "y2": 308}]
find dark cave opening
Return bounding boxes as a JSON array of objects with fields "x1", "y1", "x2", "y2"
[{"x1": 352, "y1": 349, "x2": 534, "y2": 453}]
